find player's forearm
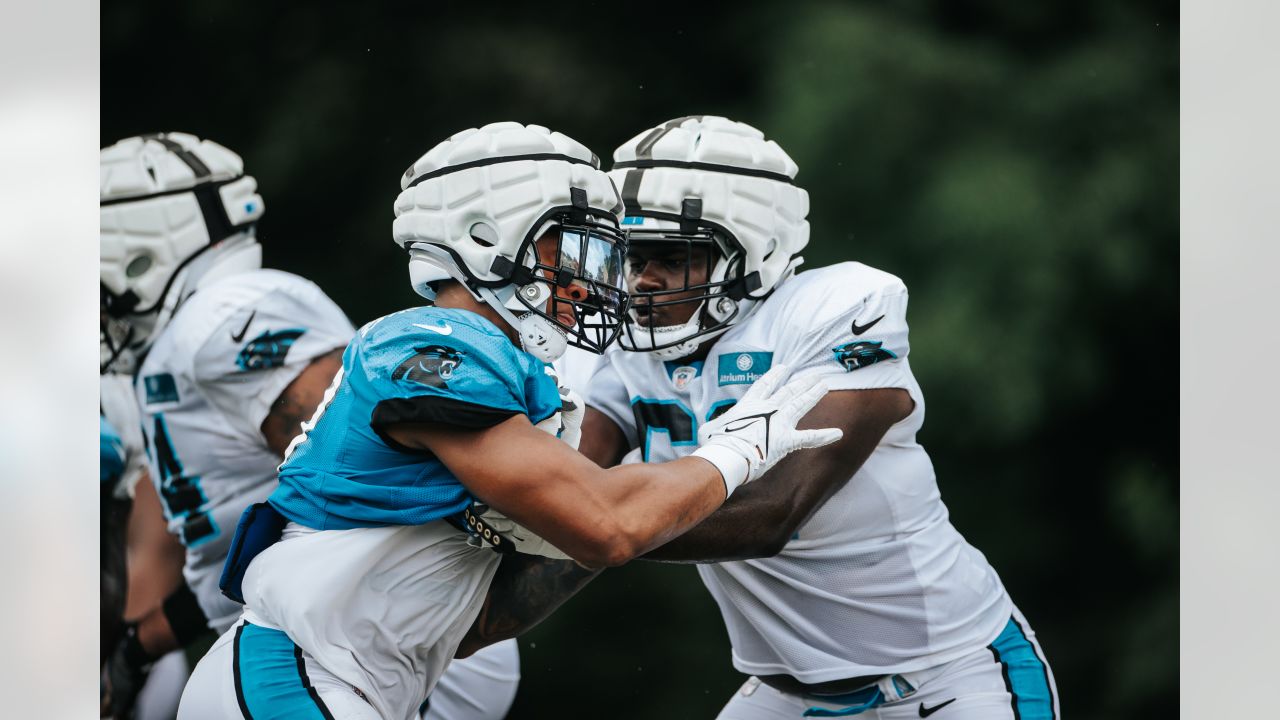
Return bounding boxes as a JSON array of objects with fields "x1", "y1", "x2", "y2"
[
  {"x1": 590, "y1": 456, "x2": 728, "y2": 565},
  {"x1": 456, "y1": 555, "x2": 601, "y2": 658},
  {"x1": 640, "y1": 470, "x2": 801, "y2": 562},
  {"x1": 641, "y1": 499, "x2": 789, "y2": 563}
]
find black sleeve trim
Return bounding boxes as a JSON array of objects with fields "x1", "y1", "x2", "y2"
[
  {"x1": 162, "y1": 580, "x2": 210, "y2": 646},
  {"x1": 370, "y1": 396, "x2": 521, "y2": 451}
]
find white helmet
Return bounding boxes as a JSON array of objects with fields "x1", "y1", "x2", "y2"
[
  {"x1": 608, "y1": 116, "x2": 809, "y2": 359},
  {"x1": 100, "y1": 132, "x2": 265, "y2": 373},
  {"x1": 393, "y1": 121, "x2": 629, "y2": 362}
]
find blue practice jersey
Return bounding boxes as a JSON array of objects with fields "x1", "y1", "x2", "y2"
[{"x1": 269, "y1": 306, "x2": 562, "y2": 530}]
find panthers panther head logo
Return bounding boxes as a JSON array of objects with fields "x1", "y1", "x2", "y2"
[
  {"x1": 236, "y1": 329, "x2": 307, "y2": 371},
  {"x1": 392, "y1": 345, "x2": 464, "y2": 387},
  {"x1": 832, "y1": 340, "x2": 897, "y2": 372}
]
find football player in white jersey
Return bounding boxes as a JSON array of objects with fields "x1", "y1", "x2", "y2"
[
  {"x1": 176, "y1": 121, "x2": 841, "y2": 720},
  {"x1": 562, "y1": 116, "x2": 1060, "y2": 719},
  {"x1": 102, "y1": 311, "x2": 191, "y2": 719},
  {"x1": 100, "y1": 132, "x2": 525, "y2": 720}
]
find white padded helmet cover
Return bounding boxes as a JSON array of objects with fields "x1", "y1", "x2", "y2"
[
  {"x1": 609, "y1": 116, "x2": 809, "y2": 299},
  {"x1": 393, "y1": 122, "x2": 623, "y2": 287},
  {"x1": 100, "y1": 132, "x2": 264, "y2": 313}
]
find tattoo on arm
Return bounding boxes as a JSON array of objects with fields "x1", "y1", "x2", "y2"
[{"x1": 457, "y1": 555, "x2": 601, "y2": 657}]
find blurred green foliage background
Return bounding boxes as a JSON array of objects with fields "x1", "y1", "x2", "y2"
[{"x1": 103, "y1": 2, "x2": 1177, "y2": 717}]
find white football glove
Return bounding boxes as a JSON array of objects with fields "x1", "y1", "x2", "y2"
[
  {"x1": 557, "y1": 385, "x2": 584, "y2": 450},
  {"x1": 464, "y1": 504, "x2": 571, "y2": 560},
  {"x1": 691, "y1": 364, "x2": 843, "y2": 496},
  {"x1": 533, "y1": 384, "x2": 584, "y2": 450}
]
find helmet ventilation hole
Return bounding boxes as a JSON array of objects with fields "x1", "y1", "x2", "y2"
[
  {"x1": 468, "y1": 221, "x2": 498, "y2": 248},
  {"x1": 125, "y1": 254, "x2": 153, "y2": 278}
]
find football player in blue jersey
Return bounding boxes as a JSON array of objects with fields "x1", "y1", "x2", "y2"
[{"x1": 178, "y1": 122, "x2": 842, "y2": 720}]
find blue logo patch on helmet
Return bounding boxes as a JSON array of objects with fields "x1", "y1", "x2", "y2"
[{"x1": 621, "y1": 216, "x2": 645, "y2": 226}]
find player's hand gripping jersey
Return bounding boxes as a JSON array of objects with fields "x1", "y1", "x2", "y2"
[
  {"x1": 136, "y1": 269, "x2": 354, "y2": 633},
  {"x1": 233, "y1": 306, "x2": 560, "y2": 720},
  {"x1": 589, "y1": 262, "x2": 1014, "y2": 681}
]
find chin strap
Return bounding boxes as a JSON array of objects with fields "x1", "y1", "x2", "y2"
[
  {"x1": 476, "y1": 284, "x2": 568, "y2": 363},
  {"x1": 407, "y1": 244, "x2": 569, "y2": 362}
]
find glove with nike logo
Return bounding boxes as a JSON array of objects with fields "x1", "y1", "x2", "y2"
[{"x1": 691, "y1": 364, "x2": 842, "y2": 496}]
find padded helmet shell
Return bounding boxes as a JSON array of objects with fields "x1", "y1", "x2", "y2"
[
  {"x1": 393, "y1": 121, "x2": 622, "y2": 289},
  {"x1": 609, "y1": 115, "x2": 809, "y2": 301}
]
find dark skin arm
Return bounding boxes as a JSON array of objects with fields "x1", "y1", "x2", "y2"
[
  {"x1": 125, "y1": 349, "x2": 346, "y2": 658},
  {"x1": 454, "y1": 553, "x2": 601, "y2": 658},
  {"x1": 579, "y1": 388, "x2": 914, "y2": 562},
  {"x1": 261, "y1": 349, "x2": 345, "y2": 456}
]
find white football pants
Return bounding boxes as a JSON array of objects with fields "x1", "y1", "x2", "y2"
[{"x1": 716, "y1": 609, "x2": 1059, "y2": 720}]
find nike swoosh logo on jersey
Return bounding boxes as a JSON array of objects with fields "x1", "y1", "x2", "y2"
[
  {"x1": 230, "y1": 310, "x2": 256, "y2": 342},
  {"x1": 413, "y1": 322, "x2": 453, "y2": 335},
  {"x1": 918, "y1": 699, "x2": 956, "y2": 717},
  {"x1": 850, "y1": 314, "x2": 884, "y2": 335}
]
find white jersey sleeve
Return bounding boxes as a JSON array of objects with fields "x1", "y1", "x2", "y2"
[
  {"x1": 190, "y1": 275, "x2": 354, "y2": 434},
  {"x1": 770, "y1": 266, "x2": 914, "y2": 394},
  {"x1": 100, "y1": 372, "x2": 148, "y2": 499}
]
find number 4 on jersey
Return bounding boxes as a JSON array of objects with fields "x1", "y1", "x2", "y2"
[{"x1": 152, "y1": 414, "x2": 218, "y2": 547}]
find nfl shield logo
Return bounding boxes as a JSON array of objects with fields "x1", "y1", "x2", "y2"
[{"x1": 672, "y1": 366, "x2": 697, "y2": 390}]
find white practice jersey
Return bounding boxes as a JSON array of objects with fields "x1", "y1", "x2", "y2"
[
  {"x1": 102, "y1": 372, "x2": 149, "y2": 499},
  {"x1": 136, "y1": 269, "x2": 354, "y2": 632},
  {"x1": 589, "y1": 262, "x2": 1013, "y2": 682}
]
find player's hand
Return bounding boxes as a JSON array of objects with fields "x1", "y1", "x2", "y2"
[
  {"x1": 557, "y1": 385, "x2": 584, "y2": 450},
  {"x1": 532, "y1": 385, "x2": 584, "y2": 450},
  {"x1": 103, "y1": 623, "x2": 153, "y2": 718},
  {"x1": 469, "y1": 504, "x2": 572, "y2": 560},
  {"x1": 691, "y1": 364, "x2": 842, "y2": 496}
]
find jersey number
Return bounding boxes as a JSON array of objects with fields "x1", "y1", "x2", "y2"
[
  {"x1": 152, "y1": 414, "x2": 218, "y2": 547},
  {"x1": 631, "y1": 399, "x2": 736, "y2": 461}
]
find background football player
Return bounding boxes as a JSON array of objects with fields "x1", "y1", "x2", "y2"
[
  {"x1": 100, "y1": 132, "x2": 523, "y2": 720},
  {"x1": 560, "y1": 116, "x2": 1060, "y2": 719},
  {"x1": 177, "y1": 121, "x2": 840, "y2": 720},
  {"x1": 102, "y1": 295, "x2": 190, "y2": 720}
]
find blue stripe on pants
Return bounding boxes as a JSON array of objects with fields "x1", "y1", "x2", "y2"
[
  {"x1": 989, "y1": 617, "x2": 1056, "y2": 720},
  {"x1": 233, "y1": 622, "x2": 335, "y2": 720}
]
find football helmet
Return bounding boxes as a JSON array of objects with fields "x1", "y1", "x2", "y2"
[
  {"x1": 608, "y1": 116, "x2": 809, "y2": 359},
  {"x1": 393, "y1": 121, "x2": 628, "y2": 362},
  {"x1": 100, "y1": 132, "x2": 265, "y2": 373}
]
